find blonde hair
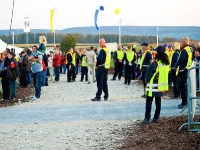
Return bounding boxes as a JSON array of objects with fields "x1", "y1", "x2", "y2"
[
  {"x1": 39, "y1": 35, "x2": 47, "y2": 45},
  {"x1": 174, "y1": 42, "x2": 180, "y2": 50}
]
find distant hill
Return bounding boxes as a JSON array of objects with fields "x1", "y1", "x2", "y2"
[{"x1": 0, "y1": 26, "x2": 200, "y2": 40}]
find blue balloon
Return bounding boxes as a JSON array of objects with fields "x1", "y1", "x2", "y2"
[{"x1": 99, "y1": 6, "x2": 104, "y2": 11}]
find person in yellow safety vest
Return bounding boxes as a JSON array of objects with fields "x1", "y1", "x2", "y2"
[
  {"x1": 140, "y1": 42, "x2": 152, "y2": 98},
  {"x1": 111, "y1": 45, "x2": 124, "y2": 81},
  {"x1": 170, "y1": 42, "x2": 181, "y2": 99},
  {"x1": 141, "y1": 46, "x2": 170, "y2": 124},
  {"x1": 66, "y1": 48, "x2": 73, "y2": 82},
  {"x1": 91, "y1": 38, "x2": 110, "y2": 101},
  {"x1": 167, "y1": 45, "x2": 174, "y2": 85},
  {"x1": 124, "y1": 45, "x2": 135, "y2": 85},
  {"x1": 72, "y1": 51, "x2": 76, "y2": 81},
  {"x1": 174, "y1": 37, "x2": 192, "y2": 109},
  {"x1": 80, "y1": 50, "x2": 88, "y2": 82}
]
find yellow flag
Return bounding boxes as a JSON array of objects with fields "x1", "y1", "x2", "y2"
[{"x1": 50, "y1": 9, "x2": 55, "y2": 33}]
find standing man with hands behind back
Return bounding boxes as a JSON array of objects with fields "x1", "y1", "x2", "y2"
[{"x1": 91, "y1": 38, "x2": 110, "y2": 101}]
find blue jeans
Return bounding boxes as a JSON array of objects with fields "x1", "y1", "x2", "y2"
[
  {"x1": 54, "y1": 67, "x2": 60, "y2": 81},
  {"x1": 10, "y1": 80, "x2": 16, "y2": 98},
  {"x1": 76, "y1": 63, "x2": 79, "y2": 75},
  {"x1": 27, "y1": 71, "x2": 32, "y2": 84},
  {"x1": 41, "y1": 70, "x2": 47, "y2": 86},
  {"x1": 62, "y1": 64, "x2": 67, "y2": 74},
  {"x1": 32, "y1": 71, "x2": 42, "y2": 98}
]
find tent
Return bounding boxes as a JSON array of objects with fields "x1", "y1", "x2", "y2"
[{"x1": 0, "y1": 39, "x2": 23, "y2": 54}]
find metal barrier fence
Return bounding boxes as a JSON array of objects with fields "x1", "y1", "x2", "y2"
[{"x1": 178, "y1": 61, "x2": 200, "y2": 133}]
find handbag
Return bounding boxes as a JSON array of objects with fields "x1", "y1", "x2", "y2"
[{"x1": 6, "y1": 66, "x2": 17, "y2": 80}]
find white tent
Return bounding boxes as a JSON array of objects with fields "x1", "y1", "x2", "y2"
[{"x1": 0, "y1": 39, "x2": 23, "y2": 54}]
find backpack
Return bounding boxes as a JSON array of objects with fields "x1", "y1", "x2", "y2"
[{"x1": 6, "y1": 66, "x2": 17, "y2": 80}]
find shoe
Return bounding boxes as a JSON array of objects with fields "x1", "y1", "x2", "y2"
[
  {"x1": 124, "y1": 82, "x2": 127, "y2": 84},
  {"x1": 178, "y1": 104, "x2": 187, "y2": 109},
  {"x1": 151, "y1": 118, "x2": 159, "y2": 123},
  {"x1": 91, "y1": 97, "x2": 101, "y2": 101},
  {"x1": 11, "y1": 97, "x2": 16, "y2": 100},
  {"x1": 32, "y1": 96, "x2": 39, "y2": 101},
  {"x1": 80, "y1": 80, "x2": 83, "y2": 82},
  {"x1": 93, "y1": 80, "x2": 96, "y2": 83},
  {"x1": 104, "y1": 98, "x2": 108, "y2": 101},
  {"x1": 118, "y1": 78, "x2": 121, "y2": 80},
  {"x1": 141, "y1": 118, "x2": 150, "y2": 124},
  {"x1": 88, "y1": 82, "x2": 90, "y2": 84},
  {"x1": 128, "y1": 83, "x2": 130, "y2": 85},
  {"x1": 141, "y1": 95, "x2": 147, "y2": 98},
  {"x1": 111, "y1": 79, "x2": 116, "y2": 81}
]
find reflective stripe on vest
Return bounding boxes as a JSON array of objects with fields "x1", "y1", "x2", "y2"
[
  {"x1": 72, "y1": 53, "x2": 76, "y2": 65},
  {"x1": 184, "y1": 46, "x2": 192, "y2": 69},
  {"x1": 126, "y1": 51, "x2": 134, "y2": 62},
  {"x1": 140, "y1": 50, "x2": 151, "y2": 70},
  {"x1": 66, "y1": 52, "x2": 72, "y2": 64},
  {"x1": 146, "y1": 60, "x2": 169, "y2": 97},
  {"x1": 117, "y1": 50, "x2": 124, "y2": 60},
  {"x1": 103, "y1": 48, "x2": 110, "y2": 69},
  {"x1": 82, "y1": 56, "x2": 87, "y2": 67}
]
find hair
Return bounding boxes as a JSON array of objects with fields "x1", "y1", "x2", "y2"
[
  {"x1": 155, "y1": 52, "x2": 170, "y2": 65},
  {"x1": 32, "y1": 45, "x2": 38, "y2": 50},
  {"x1": 174, "y1": 42, "x2": 180, "y2": 50},
  {"x1": 39, "y1": 35, "x2": 47, "y2": 45},
  {"x1": 6, "y1": 48, "x2": 10, "y2": 53},
  {"x1": 128, "y1": 45, "x2": 132, "y2": 50},
  {"x1": 8, "y1": 51, "x2": 15, "y2": 57}
]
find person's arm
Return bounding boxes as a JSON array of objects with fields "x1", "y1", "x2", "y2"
[
  {"x1": 145, "y1": 61, "x2": 157, "y2": 85},
  {"x1": 146, "y1": 52, "x2": 152, "y2": 64},
  {"x1": 174, "y1": 50, "x2": 187, "y2": 69},
  {"x1": 22, "y1": 55, "x2": 28, "y2": 66},
  {"x1": 94, "y1": 52, "x2": 97, "y2": 63}
]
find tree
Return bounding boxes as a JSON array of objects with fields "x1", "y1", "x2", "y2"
[{"x1": 60, "y1": 34, "x2": 77, "y2": 53}]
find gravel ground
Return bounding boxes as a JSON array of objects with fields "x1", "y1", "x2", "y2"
[{"x1": 0, "y1": 74, "x2": 186, "y2": 149}]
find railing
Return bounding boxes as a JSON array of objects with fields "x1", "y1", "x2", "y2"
[{"x1": 178, "y1": 61, "x2": 200, "y2": 133}]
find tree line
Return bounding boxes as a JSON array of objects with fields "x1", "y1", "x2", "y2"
[{"x1": 0, "y1": 32, "x2": 178, "y2": 45}]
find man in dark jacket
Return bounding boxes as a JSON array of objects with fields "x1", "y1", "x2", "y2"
[
  {"x1": 7, "y1": 51, "x2": 19, "y2": 100},
  {"x1": 66, "y1": 48, "x2": 73, "y2": 82},
  {"x1": 174, "y1": 37, "x2": 192, "y2": 109},
  {"x1": 21, "y1": 51, "x2": 30, "y2": 88}
]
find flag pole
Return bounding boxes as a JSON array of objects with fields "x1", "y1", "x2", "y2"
[
  {"x1": 54, "y1": 7, "x2": 56, "y2": 45},
  {"x1": 157, "y1": 27, "x2": 159, "y2": 47}
]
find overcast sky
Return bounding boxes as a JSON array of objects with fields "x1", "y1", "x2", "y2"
[{"x1": 0, "y1": 0, "x2": 200, "y2": 30}]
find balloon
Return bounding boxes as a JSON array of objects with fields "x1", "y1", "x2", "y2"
[
  {"x1": 100, "y1": 6, "x2": 104, "y2": 11},
  {"x1": 115, "y1": 8, "x2": 120, "y2": 14}
]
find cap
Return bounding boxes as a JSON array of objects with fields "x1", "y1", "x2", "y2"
[
  {"x1": 163, "y1": 43, "x2": 168, "y2": 47},
  {"x1": 141, "y1": 42, "x2": 148, "y2": 46},
  {"x1": 156, "y1": 46, "x2": 165, "y2": 53},
  {"x1": 168, "y1": 45, "x2": 172, "y2": 48}
]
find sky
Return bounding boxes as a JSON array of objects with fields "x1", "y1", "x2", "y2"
[{"x1": 0, "y1": 0, "x2": 200, "y2": 30}]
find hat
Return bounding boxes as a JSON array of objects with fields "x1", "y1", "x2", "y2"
[
  {"x1": 163, "y1": 43, "x2": 168, "y2": 47},
  {"x1": 168, "y1": 45, "x2": 172, "y2": 48},
  {"x1": 156, "y1": 46, "x2": 165, "y2": 53},
  {"x1": 141, "y1": 42, "x2": 148, "y2": 46}
]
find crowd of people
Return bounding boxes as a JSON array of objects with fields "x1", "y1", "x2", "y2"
[{"x1": 0, "y1": 36, "x2": 200, "y2": 124}]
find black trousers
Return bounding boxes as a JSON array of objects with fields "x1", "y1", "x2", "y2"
[
  {"x1": 124, "y1": 64, "x2": 133, "y2": 84},
  {"x1": 72, "y1": 65, "x2": 76, "y2": 81},
  {"x1": 96, "y1": 67, "x2": 108, "y2": 99},
  {"x1": 132, "y1": 63, "x2": 136, "y2": 80},
  {"x1": 113, "y1": 61, "x2": 123, "y2": 80},
  {"x1": 179, "y1": 69, "x2": 188, "y2": 105},
  {"x1": 171, "y1": 69, "x2": 180, "y2": 97},
  {"x1": 141, "y1": 70, "x2": 146, "y2": 86},
  {"x1": 21, "y1": 71, "x2": 28, "y2": 87},
  {"x1": 81, "y1": 67, "x2": 88, "y2": 81},
  {"x1": 145, "y1": 96, "x2": 161, "y2": 119},
  {"x1": 67, "y1": 65, "x2": 72, "y2": 82},
  {"x1": 2, "y1": 71, "x2": 10, "y2": 99}
]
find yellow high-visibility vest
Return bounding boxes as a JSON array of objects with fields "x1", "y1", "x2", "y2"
[
  {"x1": 140, "y1": 50, "x2": 152, "y2": 70},
  {"x1": 146, "y1": 60, "x2": 169, "y2": 97},
  {"x1": 72, "y1": 53, "x2": 76, "y2": 65},
  {"x1": 117, "y1": 50, "x2": 124, "y2": 61},
  {"x1": 126, "y1": 51, "x2": 134, "y2": 63},
  {"x1": 81, "y1": 56, "x2": 87, "y2": 67},
  {"x1": 184, "y1": 46, "x2": 192, "y2": 69},
  {"x1": 103, "y1": 48, "x2": 110, "y2": 69}
]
